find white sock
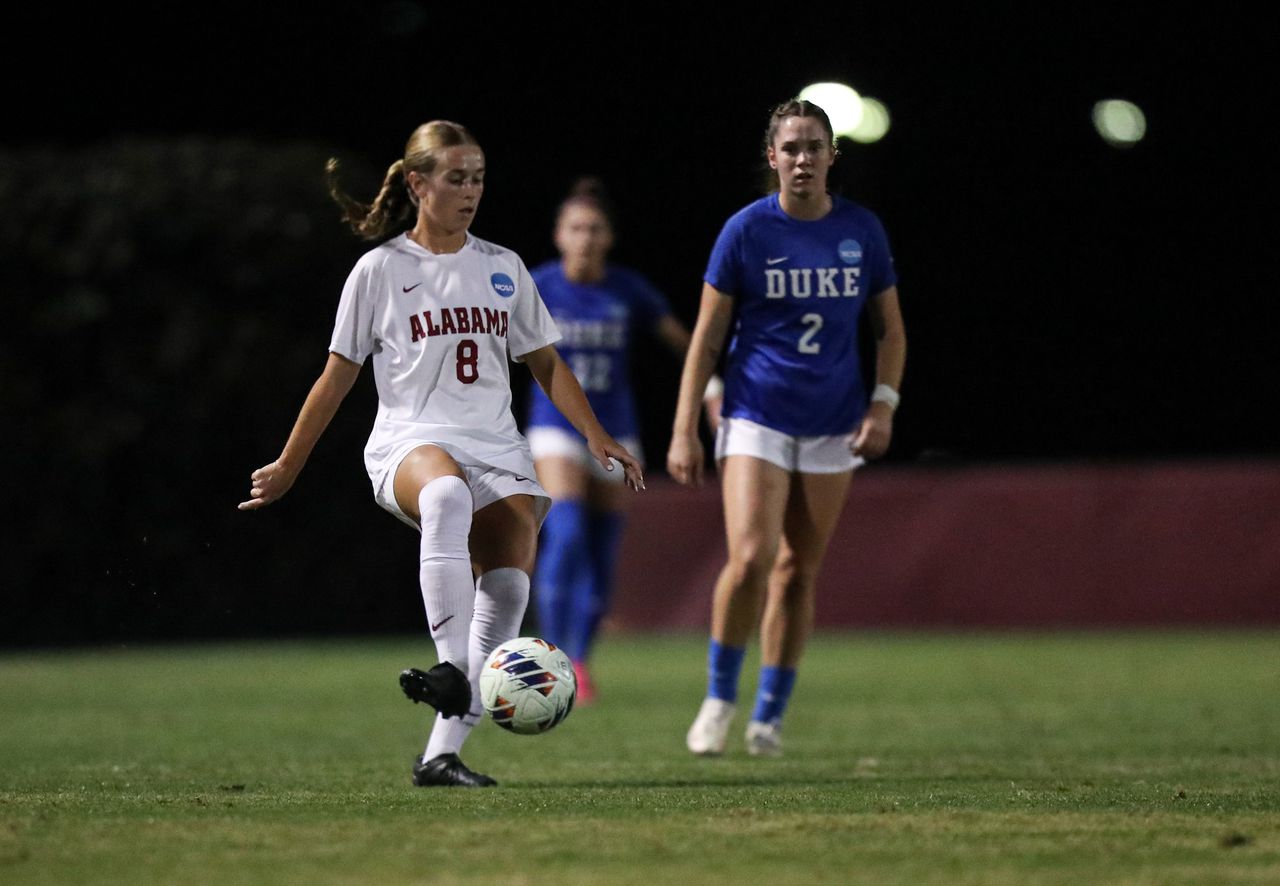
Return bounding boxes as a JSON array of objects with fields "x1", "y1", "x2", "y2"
[
  {"x1": 468, "y1": 567, "x2": 531, "y2": 690},
  {"x1": 423, "y1": 567, "x2": 530, "y2": 761},
  {"x1": 416, "y1": 476, "x2": 475, "y2": 668},
  {"x1": 423, "y1": 710, "x2": 480, "y2": 761},
  {"x1": 417, "y1": 475, "x2": 477, "y2": 761}
]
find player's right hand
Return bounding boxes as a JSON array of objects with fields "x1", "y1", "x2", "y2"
[
  {"x1": 666, "y1": 434, "x2": 705, "y2": 487},
  {"x1": 238, "y1": 460, "x2": 298, "y2": 510}
]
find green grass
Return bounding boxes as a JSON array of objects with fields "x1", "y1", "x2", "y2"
[{"x1": 2, "y1": 632, "x2": 1278, "y2": 884}]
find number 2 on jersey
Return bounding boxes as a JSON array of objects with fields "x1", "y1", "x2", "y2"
[
  {"x1": 456, "y1": 339, "x2": 479, "y2": 384},
  {"x1": 798, "y1": 313, "x2": 823, "y2": 354}
]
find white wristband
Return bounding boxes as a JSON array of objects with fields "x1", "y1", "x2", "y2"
[
  {"x1": 871, "y1": 384, "x2": 900, "y2": 410},
  {"x1": 703, "y1": 375, "x2": 724, "y2": 401}
]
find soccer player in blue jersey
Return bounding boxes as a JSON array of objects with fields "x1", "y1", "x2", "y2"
[
  {"x1": 668, "y1": 100, "x2": 907, "y2": 756},
  {"x1": 527, "y1": 178, "x2": 706, "y2": 703}
]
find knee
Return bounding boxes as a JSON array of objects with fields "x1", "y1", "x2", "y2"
[
  {"x1": 418, "y1": 476, "x2": 474, "y2": 547},
  {"x1": 473, "y1": 511, "x2": 539, "y2": 576},
  {"x1": 769, "y1": 549, "x2": 818, "y2": 603},
  {"x1": 723, "y1": 543, "x2": 777, "y2": 595}
]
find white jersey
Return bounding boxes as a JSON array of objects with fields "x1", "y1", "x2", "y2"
[{"x1": 329, "y1": 232, "x2": 561, "y2": 489}]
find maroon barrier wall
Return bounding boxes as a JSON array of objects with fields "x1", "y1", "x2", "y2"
[{"x1": 608, "y1": 461, "x2": 1280, "y2": 629}]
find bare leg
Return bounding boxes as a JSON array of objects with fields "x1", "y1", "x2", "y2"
[
  {"x1": 760, "y1": 470, "x2": 853, "y2": 668},
  {"x1": 741, "y1": 470, "x2": 852, "y2": 755},
  {"x1": 687, "y1": 455, "x2": 790, "y2": 755},
  {"x1": 470, "y1": 493, "x2": 540, "y2": 576},
  {"x1": 710, "y1": 455, "x2": 791, "y2": 646}
]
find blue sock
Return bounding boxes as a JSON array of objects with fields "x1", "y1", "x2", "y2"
[
  {"x1": 707, "y1": 640, "x2": 746, "y2": 703},
  {"x1": 567, "y1": 510, "x2": 624, "y2": 663},
  {"x1": 533, "y1": 499, "x2": 591, "y2": 657},
  {"x1": 750, "y1": 665, "x2": 797, "y2": 724}
]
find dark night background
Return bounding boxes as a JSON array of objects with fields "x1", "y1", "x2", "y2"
[{"x1": 3, "y1": 5, "x2": 1276, "y2": 646}]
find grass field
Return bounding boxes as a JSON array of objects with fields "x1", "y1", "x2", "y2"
[{"x1": 2, "y1": 632, "x2": 1278, "y2": 884}]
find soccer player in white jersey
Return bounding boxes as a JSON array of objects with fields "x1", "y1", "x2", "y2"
[
  {"x1": 240, "y1": 120, "x2": 642, "y2": 787},
  {"x1": 668, "y1": 99, "x2": 908, "y2": 757}
]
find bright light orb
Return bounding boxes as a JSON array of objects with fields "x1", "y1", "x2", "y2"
[
  {"x1": 1093, "y1": 99, "x2": 1147, "y2": 147},
  {"x1": 849, "y1": 97, "x2": 890, "y2": 143},
  {"x1": 798, "y1": 82, "x2": 864, "y2": 138}
]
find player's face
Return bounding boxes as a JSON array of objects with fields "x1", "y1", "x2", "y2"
[
  {"x1": 408, "y1": 145, "x2": 485, "y2": 233},
  {"x1": 554, "y1": 203, "x2": 613, "y2": 266},
  {"x1": 767, "y1": 116, "x2": 835, "y2": 199}
]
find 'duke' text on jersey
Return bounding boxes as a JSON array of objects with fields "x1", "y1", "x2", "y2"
[
  {"x1": 765, "y1": 267, "x2": 862, "y2": 299},
  {"x1": 409, "y1": 308, "x2": 510, "y2": 342},
  {"x1": 557, "y1": 319, "x2": 626, "y2": 349}
]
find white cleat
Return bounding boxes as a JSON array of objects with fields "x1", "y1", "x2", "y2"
[
  {"x1": 745, "y1": 720, "x2": 783, "y2": 757},
  {"x1": 686, "y1": 697, "x2": 737, "y2": 756}
]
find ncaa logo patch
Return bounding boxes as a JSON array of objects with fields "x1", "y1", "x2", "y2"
[
  {"x1": 838, "y1": 239, "x2": 863, "y2": 265},
  {"x1": 490, "y1": 273, "x2": 516, "y2": 298}
]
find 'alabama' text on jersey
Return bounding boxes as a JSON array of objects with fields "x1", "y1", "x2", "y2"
[{"x1": 330, "y1": 232, "x2": 561, "y2": 487}]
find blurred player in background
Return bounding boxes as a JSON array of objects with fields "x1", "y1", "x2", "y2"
[
  {"x1": 527, "y1": 178, "x2": 713, "y2": 703},
  {"x1": 668, "y1": 99, "x2": 907, "y2": 756},
  {"x1": 239, "y1": 121, "x2": 642, "y2": 786}
]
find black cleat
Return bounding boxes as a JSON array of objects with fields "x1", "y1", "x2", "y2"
[
  {"x1": 399, "y1": 663, "x2": 471, "y2": 719},
  {"x1": 412, "y1": 753, "x2": 497, "y2": 788}
]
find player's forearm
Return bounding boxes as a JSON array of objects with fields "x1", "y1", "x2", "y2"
[
  {"x1": 672, "y1": 339, "x2": 719, "y2": 438},
  {"x1": 672, "y1": 286, "x2": 732, "y2": 438},
  {"x1": 656, "y1": 314, "x2": 693, "y2": 356},
  {"x1": 868, "y1": 287, "x2": 907, "y2": 392},
  {"x1": 527, "y1": 347, "x2": 609, "y2": 441},
  {"x1": 675, "y1": 321, "x2": 727, "y2": 440},
  {"x1": 873, "y1": 326, "x2": 907, "y2": 391},
  {"x1": 278, "y1": 354, "x2": 360, "y2": 471}
]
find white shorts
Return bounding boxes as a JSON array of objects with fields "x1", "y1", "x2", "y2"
[
  {"x1": 374, "y1": 441, "x2": 552, "y2": 531},
  {"x1": 715, "y1": 416, "x2": 864, "y2": 474},
  {"x1": 526, "y1": 426, "x2": 642, "y2": 485}
]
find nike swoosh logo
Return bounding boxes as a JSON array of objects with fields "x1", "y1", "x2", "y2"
[
  {"x1": 403, "y1": 282, "x2": 422, "y2": 293},
  {"x1": 765, "y1": 257, "x2": 788, "y2": 265},
  {"x1": 431, "y1": 615, "x2": 455, "y2": 631},
  {"x1": 513, "y1": 475, "x2": 530, "y2": 482}
]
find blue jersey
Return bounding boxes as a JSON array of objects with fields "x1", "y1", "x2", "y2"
[
  {"x1": 527, "y1": 262, "x2": 671, "y2": 438},
  {"x1": 705, "y1": 194, "x2": 897, "y2": 436}
]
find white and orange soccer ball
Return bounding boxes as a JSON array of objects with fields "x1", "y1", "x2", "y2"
[{"x1": 479, "y1": 637, "x2": 576, "y2": 734}]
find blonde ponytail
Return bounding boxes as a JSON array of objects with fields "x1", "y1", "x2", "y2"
[{"x1": 326, "y1": 120, "x2": 481, "y2": 242}]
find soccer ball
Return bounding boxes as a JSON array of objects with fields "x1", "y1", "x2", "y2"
[{"x1": 479, "y1": 637, "x2": 576, "y2": 735}]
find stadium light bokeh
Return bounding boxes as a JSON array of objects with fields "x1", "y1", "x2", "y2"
[
  {"x1": 848, "y1": 97, "x2": 890, "y2": 143},
  {"x1": 1092, "y1": 99, "x2": 1147, "y2": 147},
  {"x1": 799, "y1": 82, "x2": 889, "y2": 144},
  {"x1": 799, "y1": 82, "x2": 864, "y2": 136}
]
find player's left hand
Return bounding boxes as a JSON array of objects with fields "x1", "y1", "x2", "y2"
[
  {"x1": 588, "y1": 434, "x2": 646, "y2": 491},
  {"x1": 851, "y1": 403, "x2": 894, "y2": 460}
]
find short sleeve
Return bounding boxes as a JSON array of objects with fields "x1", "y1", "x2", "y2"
[
  {"x1": 703, "y1": 215, "x2": 744, "y2": 296},
  {"x1": 507, "y1": 256, "x2": 562, "y2": 362},
  {"x1": 329, "y1": 258, "x2": 377, "y2": 364},
  {"x1": 865, "y1": 213, "x2": 898, "y2": 296}
]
